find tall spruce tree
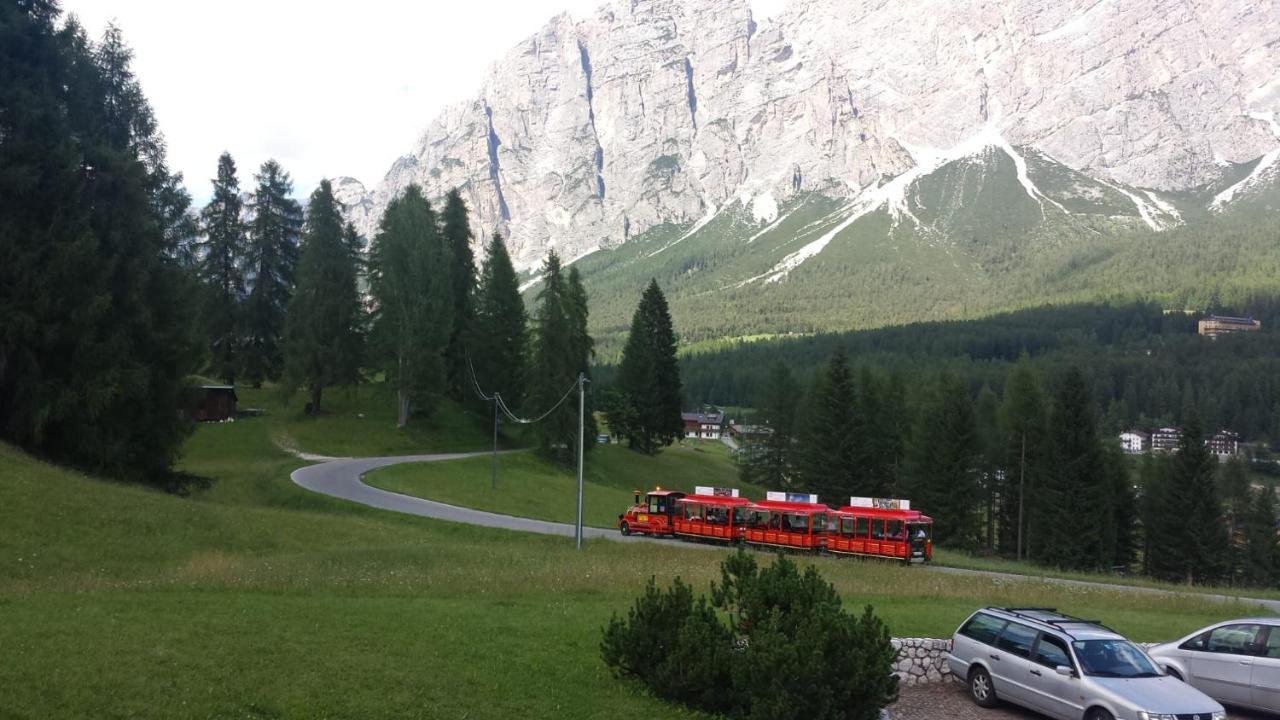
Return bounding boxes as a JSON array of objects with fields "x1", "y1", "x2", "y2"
[
  {"x1": 613, "y1": 279, "x2": 683, "y2": 454},
  {"x1": 530, "y1": 253, "x2": 594, "y2": 462},
  {"x1": 1040, "y1": 368, "x2": 1112, "y2": 571},
  {"x1": 241, "y1": 159, "x2": 302, "y2": 386},
  {"x1": 282, "y1": 180, "x2": 364, "y2": 415},
  {"x1": 198, "y1": 152, "x2": 248, "y2": 383},
  {"x1": 368, "y1": 185, "x2": 453, "y2": 427},
  {"x1": 904, "y1": 373, "x2": 980, "y2": 549},
  {"x1": 567, "y1": 267, "x2": 598, "y2": 448},
  {"x1": 1146, "y1": 414, "x2": 1229, "y2": 584},
  {"x1": 741, "y1": 363, "x2": 801, "y2": 488},
  {"x1": 440, "y1": 189, "x2": 475, "y2": 400},
  {"x1": 1242, "y1": 486, "x2": 1278, "y2": 587},
  {"x1": 852, "y1": 367, "x2": 902, "y2": 497},
  {"x1": 1219, "y1": 457, "x2": 1253, "y2": 581},
  {"x1": 974, "y1": 385, "x2": 1002, "y2": 550},
  {"x1": 470, "y1": 233, "x2": 528, "y2": 406},
  {"x1": 1103, "y1": 441, "x2": 1137, "y2": 569},
  {"x1": 999, "y1": 358, "x2": 1049, "y2": 560},
  {"x1": 795, "y1": 350, "x2": 859, "y2": 502},
  {"x1": 0, "y1": 8, "x2": 199, "y2": 486}
]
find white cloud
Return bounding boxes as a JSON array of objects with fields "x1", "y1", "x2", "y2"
[{"x1": 65, "y1": 0, "x2": 603, "y2": 203}]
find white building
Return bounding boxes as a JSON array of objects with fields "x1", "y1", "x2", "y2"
[{"x1": 1119, "y1": 430, "x2": 1150, "y2": 454}]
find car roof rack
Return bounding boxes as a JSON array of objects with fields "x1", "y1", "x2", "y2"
[{"x1": 992, "y1": 607, "x2": 1118, "y2": 637}]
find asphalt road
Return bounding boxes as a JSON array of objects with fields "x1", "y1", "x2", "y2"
[
  {"x1": 290, "y1": 452, "x2": 1280, "y2": 613},
  {"x1": 893, "y1": 682, "x2": 1275, "y2": 720}
]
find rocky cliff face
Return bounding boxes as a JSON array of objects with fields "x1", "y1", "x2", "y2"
[{"x1": 341, "y1": 0, "x2": 1280, "y2": 271}]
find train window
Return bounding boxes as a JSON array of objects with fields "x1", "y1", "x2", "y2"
[
  {"x1": 886, "y1": 520, "x2": 904, "y2": 539},
  {"x1": 871, "y1": 520, "x2": 885, "y2": 539},
  {"x1": 706, "y1": 507, "x2": 728, "y2": 524},
  {"x1": 813, "y1": 513, "x2": 826, "y2": 534},
  {"x1": 648, "y1": 496, "x2": 670, "y2": 514},
  {"x1": 785, "y1": 513, "x2": 808, "y2": 532},
  {"x1": 855, "y1": 517, "x2": 870, "y2": 537},
  {"x1": 683, "y1": 504, "x2": 702, "y2": 521},
  {"x1": 840, "y1": 517, "x2": 855, "y2": 536}
]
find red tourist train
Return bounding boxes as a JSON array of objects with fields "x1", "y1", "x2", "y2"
[{"x1": 617, "y1": 487, "x2": 934, "y2": 564}]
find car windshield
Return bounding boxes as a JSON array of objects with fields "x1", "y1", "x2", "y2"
[{"x1": 1071, "y1": 640, "x2": 1161, "y2": 678}]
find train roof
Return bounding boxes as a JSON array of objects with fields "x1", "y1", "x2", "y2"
[
  {"x1": 836, "y1": 506, "x2": 932, "y2": 522},
  {"x1": 678, "y1": 494, "x2": 752, "y2": 507},
  {"x1": 643, "y1": 489, "x2": 686, "y2": 497},
  {"x1": 748, "y1": 500, "x2": 829, "y2": 513}
]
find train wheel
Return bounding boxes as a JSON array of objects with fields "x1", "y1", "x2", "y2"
[{"x1": 620, "y1": 522, "x2": 631, "y2": 536}]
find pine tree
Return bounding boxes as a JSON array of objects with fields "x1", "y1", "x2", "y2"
[
  {"x1": 1040, "y1": 368, "x2": 1111, "y2": 570},
  {"x1": 741, "y1": 363, "x2": 800, "y2": 488},
  {"x1": 241, "y1": 159, "x2": 302, "y2": 386},
  {"x1": 974, "y1": 385, "x2": 1001, "y2": 550},
  {"x1": 1242, "y1": 486, "x2": 1278, "y2": 587},
  {"x1": 469, "y1": 233, "x2": 528, "y2": 406},
  {"x1": 997, "y1": 358, "x2": 1048, "y2": 560},
  {"x1": 283, "y1": 180, "x2": 364, "y2": 415},
  {"x1": 904, "y1": 373, "x2": 980, "y2": 549},
  {"x1": 198, "y1": 152, "x2": 248, "y2": 383},
  {"x1": 852, "y1": 367, "x2": 901, "y2": 497},
  {"x1": 1103, "y1": 441, "x2": 1137, "y2": 569},
  {"x1": 530, "y1": 253, "x2": 593, "y2": 463},
  {"x1": 1219, "y1": 457, "x2": 1253, "y2": 581},
  {"x1": 368, "y1": 185, "x2": 453, "y2": 427},
  {"x1": 612, "y1": 280, "x2": 684, "y2": 454},
  {"x1": 794, "y1": 350, "x2": 859, "y2": 503},
  {"x1": 567, "y1": 267, "x2": 598, "y2": 448},
  {"x1": 440, "y1": 189, "x2": 475, "y2": 400},
  {"x1": 1146, "y1": 414, "x2": 1230, "y2": 584},
  {"x1": 0, "y1": 8, "x2": 199, "y2": 487}
]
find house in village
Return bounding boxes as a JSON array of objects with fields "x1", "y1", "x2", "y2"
[
  {"x1": 1150, "y1": 426, "x2": 1181, "y2": 453},
  {"x1": 1208, "y1": 430, "x2": 1241, "y2": 459},
  {"x1": 1198, "y1": 315, "x2": 1261, "y2": 339},
  {"x1": 682, "y1": 411, "x2": 724, "y2": 440},
  {"x1": 1119, "y1": 430, "x2": 1149, "y2": 454},
  {"x1": 194, "y1": 385, "x2": 238, "y2": 422}
]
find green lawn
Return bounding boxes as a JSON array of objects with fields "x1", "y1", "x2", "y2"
[
  {"x1": 365, "y1": 440, "x2": 753, "y2": 529},
  {"x1": 0, "y1": 398, "x2": 1275, "y2": 718}
]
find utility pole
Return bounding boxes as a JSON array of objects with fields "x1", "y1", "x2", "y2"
[
  {"x1": 1017, "y1": 433, "x2": 1026, "y2": 561},
  {"x1": 491, "y1": 393, "x2": 500, "y2": 490},
  {"x1": 575, "y1": 372, "x2": 586, "y2": 550}
]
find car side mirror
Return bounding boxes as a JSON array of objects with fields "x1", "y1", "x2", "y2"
[{"x1": 1055, "y1": 665, "x2": 1075, "y2": 678}]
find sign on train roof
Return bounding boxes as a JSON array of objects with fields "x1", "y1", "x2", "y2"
[
  {"x1": 849, "y1": 497, "x2": 911, "y2": 510},
  {"x1": 695, "y1": 486, "x2": 739, "y2": 497},
  {"x1": 766, "y1": 491, "x2": 820, "y2": 504}
]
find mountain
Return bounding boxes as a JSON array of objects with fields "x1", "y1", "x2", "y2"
[{"x1": 339, "y1": 0, "x2": 1280, "y2": 349}]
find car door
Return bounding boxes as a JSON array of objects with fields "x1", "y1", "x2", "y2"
[
  {"x1": 1189, "y1": 623, "x2": 1265, "y2": 706},
  {"x1": 990, "y1": 621, "x2": 1041, "y2": 709},
  {"x1": 1252, "y1": 624, "x2": 1280, "y2": 712},
  {"x1": 1024, "y1": 632, "x2": 1082, "y2": 720}
]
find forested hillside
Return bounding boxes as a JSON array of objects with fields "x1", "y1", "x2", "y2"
[{"x1": 661, "y1": 300, "x2": 1280, "y2": 444}]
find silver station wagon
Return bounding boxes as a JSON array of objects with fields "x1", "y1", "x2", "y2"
[
  {"x1": 948, "y1": 607, "x2": 1225, "y2": 720},
  {"x1": 1147, "y1": 617, "x2": 1280, "y2": 713}
]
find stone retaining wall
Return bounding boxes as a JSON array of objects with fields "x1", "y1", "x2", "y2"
[{"x1": 892, "y1": 638, "x2": 953, "y2": 686}]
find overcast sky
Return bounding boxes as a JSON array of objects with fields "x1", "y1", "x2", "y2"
[{"x1": 67, "y1": 0, "x2": 786, "y2": 204}]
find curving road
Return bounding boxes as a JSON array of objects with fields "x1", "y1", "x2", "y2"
[{"x1": 291, "y1": 452, "x2": 1280, "y2": 613}]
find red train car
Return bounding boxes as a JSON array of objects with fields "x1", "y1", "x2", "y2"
[
  {"x1": 618, "y1": 489, "x2": 686, "y2": 537},
  {"x1": 673, "y1": 488, "x2": 753, "y2": 543},
  {"x1": 742, "y1": 492, "x2": 829, "y2": 551},
  {"x1": 828, "y1": 498, "x2": 933, "y2": 563}
]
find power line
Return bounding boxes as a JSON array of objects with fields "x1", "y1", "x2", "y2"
[{"x1": 496, "y1": 381, "x2": 578, "y2": 425}]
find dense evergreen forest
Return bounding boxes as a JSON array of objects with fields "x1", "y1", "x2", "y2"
[{"x1": 666, "y1": 299, "x2": 1280, "y2": 444}]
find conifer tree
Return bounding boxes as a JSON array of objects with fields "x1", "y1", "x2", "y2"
[
  {"x1": 1219, "y1": 457, "x2": 1253, "y2": 581},
  {"x1": 741, "y1": 363, "x2": 801, "y2": 488},
  {"x1": 530, "y1": 253, "x2": 594, "y2": 462},
  {"x1": 368, "y1": 185, "x2": 453, "y2": 426},
  {"x1": 1243, "y1": 486, "x2": 1278, "y2": 587},
  {"x1": 1146, "y1": 414, "x2": 1229, "y2": 583},
  {"x1": 1040, "y1": 368, "x2": 1111, "y2": 570},
  {"x1": 613, "y1": 279, "x2": 683, "y2": 454},
  {"x1": 852, "y1": 367, "x2": 901, "y2": 497},
  {"x1": 904, "y1": 373, "x2": 980, "y2": 548},
  {"x1": 241, "y1": 159, "x2": 302, "y2": 386},
  {"x1": 283, "y1": 180, "x2": 364, "y2": 415},
  {"x1": 974, "y1": 385, "x2": 1002, "y2": 550},
  {"x1": 567, "y1": 267, "x2": 599, "y2": 447},
  {"x1": 470, "y1": 233, "x2": 528, "y2": 406},
  {"x1": 198, "y1": 152, "x2": 248, "y2": 383},
  {"x1": 440, "y1": 189, "x2": 476, "y2": 400},
  {"x1": 1104, "y1": 440, "x2": 1137, "y2": 569},
  {"x1": 795, "y1": 350, "x2": 859, "y2": 502},
  {"x1": 0, "y1": 8, "x2": 199, "y2": 486},
  {"x1": 999, "y1": 358, "x2": 1048, "y2": 560}
]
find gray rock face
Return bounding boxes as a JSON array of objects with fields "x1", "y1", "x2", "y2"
[{"x1": 341, "y1": 0, "x2": 1280, "y2": 270}]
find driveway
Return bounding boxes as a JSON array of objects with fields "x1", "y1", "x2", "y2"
[
  {"x1": 290, "y1": 451, "x2": 1280, "y2": 613},
  {"x1": 892, "y1": 682, "x2": 1274, "y2": 720}
]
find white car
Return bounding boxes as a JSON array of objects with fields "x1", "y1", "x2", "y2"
[{"x1": 1147, "y1": 617, "x2": 1280, "y2": 713}]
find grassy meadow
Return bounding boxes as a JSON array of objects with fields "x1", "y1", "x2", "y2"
[{"x1": 1, "y1": 383, "x2": 1275, "y2": 718}]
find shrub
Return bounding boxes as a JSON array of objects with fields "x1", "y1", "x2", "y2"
[{"x1": 601, "y1": 551, "x2": 898, "y2": 720}]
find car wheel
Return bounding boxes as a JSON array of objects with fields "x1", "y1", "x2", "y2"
[
  {"x1": 969, "y1": 667, "x2": 998, "y2": 708},
  {"x1": 620, "y1": 522, "x2": 630, "y2": 536},
  {"x1": 1084, "y1": 708, "x2": 1115, "y2": 720}
]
